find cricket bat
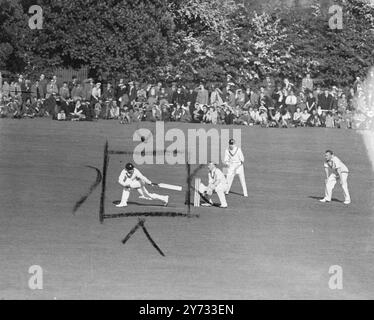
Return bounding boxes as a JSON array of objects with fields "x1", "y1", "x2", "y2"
[{"x1": 152, "y1": 183, "x2": 183, "y2": 191}]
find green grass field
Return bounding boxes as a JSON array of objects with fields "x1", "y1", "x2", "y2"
[{"x1": 0, "y1": 119, "x2": 373, "y2": 299}]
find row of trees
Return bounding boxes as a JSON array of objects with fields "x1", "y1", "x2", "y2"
[{"x1": 1, "y1": 0, "x2": 373, "y2": 85}]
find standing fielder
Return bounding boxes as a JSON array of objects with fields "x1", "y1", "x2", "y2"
[
  {"x1": 116, "y1": 163, "x2": 169, "y2": 207},
  {"x1": 320, "y1": 150, "x2": 351, "y2": 205},
  {"x1": 199, "y1": 162, "x2": 228, "y2": 208},
  {"x1": 224, "y1": 139, "x2": 248, "y2": 197}
]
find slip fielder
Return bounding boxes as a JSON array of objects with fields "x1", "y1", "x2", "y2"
[
  {"x1": 199, "y1": 162, "x2": 228, "y2": 208},
  {"x1": 116, "y1": 163, "x2": 169, "y2": 207},
  {"x1": 224, "y1": 139, "x2": 248, "y2": 197},
  {"x1": 320, "y1": 150, "x2": 351, "y2": 205}
]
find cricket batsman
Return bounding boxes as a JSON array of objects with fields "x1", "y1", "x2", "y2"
[
  {"x1": 320, "y1": 150, "x2": 351, "y2": 205},
  {"x1": 199, "y1": 162, "x2": 228, "y2": 208},
  {"x1": 224, "y1": 139, "x2": 248, "y2": 197},
  {"x1": 116, "y1": 163, "x2": 169, "y2": 207}
]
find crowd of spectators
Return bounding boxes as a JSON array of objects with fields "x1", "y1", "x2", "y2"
[{"x1": 0, "y1": 71, "x2": 373, "y2": 130}]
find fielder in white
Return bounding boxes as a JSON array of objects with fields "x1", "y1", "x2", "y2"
[
  {"x1": 320, "y1": 150, "x2": 351, "y2": 205},
  {"x1": 116, "y1": 163, "x2": 169, "y2": 207},
  {"x1": 199, "y1": 162, "x2": 228, "y2": 208},
  {"x1": 224, "y1": 139, "x2": 248, "y2": 197}
]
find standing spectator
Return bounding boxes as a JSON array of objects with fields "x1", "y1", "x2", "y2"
[
  {"x1": 313, "y1": 86, "x2": 322, "y2": 106},
  {"x1": 127, "y1": 81, "x2": 137, "y2": 105},
  {"x1": 337, "y1": 93, "x2": 348, "y2": 114},
  {"x1": 306, "y1": 91, "x2": 316, "y2": 113},
  {"x1": 210, "y1": 85, "x2": 223, "y2": 106},
  {"x1": 318, "y1": 89, "x2": 333, "y2": 111},
  {"x1": 297, "y1": 91, "x2": 307, "y2": 111},
  {"x1": 39, "y1": 74, "x2": 47, "y2": 99},
  {"x1": 195, "y1": 83, "x2": 209, "y2": 106},
  {"x1": 262, "y1": 75, "x2": 275, "y2": 96},
  {"x1": 283, "y1": 78, "x2": 294, "y2": 92},
  {"x1": 31, "y1": 80, "x2": 41, "y2": 102},
  {"x1": 301, "y1": 73, "x2": 314, "y2": 92},
  {"x1": 250, "y1": 88, "x2": 259, "y2": 108},
  {"x1": 172, "y1": 86, "x2": 185, "y2": 106},
  {"x1": 91, "y1": 82, "x2": 102, "y2": 119},
  {"x1": 46, "y1": 79, "x2": 59, "y2": 98},
  {"x1": 1, "y1": 80, "x2": 10, "y2": 99},
  {"x1": 59, "y1": 82, "x2": 70, "y2": 101},
  {"x1": 68, "y1": 75, "x2": 78, "y2": 95},
  {"x1": 71, "y1": 82, "x2": 84, "y2": 101},
  {"x1": 83, "y1": 78, "x2": 94, "y2": 101},
  {"x1": 185, "y1": 86, "x2": 197, "y2": 111},
  {"x1": 158, "y1": 87, "x2": 170, "y2": 106},
  {"x1": 285, "y1": 90, "x2": 297, "y2": 115},
  {"x1": 235, "y1": 88, "x2": 246, "y2": 108}
]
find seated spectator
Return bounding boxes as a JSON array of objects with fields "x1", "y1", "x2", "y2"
[
  {"x1": 70, "y1": 100, "x2": 86, "y2": 121},
  {"x1": 258, "y1": 106, "x2": 268, "y2": 127},
  {"x1": 269, "y1": 109, "x2": 281, "y2": 127},
  {"x1": 292, "y1": 107, "x2": 302, "y2": 127},
  {"x1": 23, "y1": 98, "x2": 35, "y2": 118},
  {"x1": 300, "y1": 109, "x2": 311, "y2": 127},
  {"x1": 334, "y1": 111, "x2": 343, "y2": 128},
  {"x1": 325, "y1": 112, "x2": 334, "y2": 128},
  {"x1": 180, "y1": 105, "x2": 191, "y2": 123},
  {"x1": 161, "y1": 104, "x2": 171, "y2": 122},
  {"x1": 152, "y1": 104, "x2": 162, "y2": 121},
  {"x1": 224, "y1": 108, "x2": 235, "y2": 125},
  {"x1": 281, "y1": 110, "x2": 291, "y2": 128},
  {"x1": 235, "y1": 88, "x2": 246, "y2": 108},
  {"x1": 250, "y1": 107, "x2": 261, "y2": 125},
  {"x1": 57, "y1": 109, "x2": 66, "y2": 121}
]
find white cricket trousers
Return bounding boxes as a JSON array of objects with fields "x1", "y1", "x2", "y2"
[
  {"x1": 118, "y1": 180, "x2": 168, "y2": 205},
  {"x1": 199, "y1": 182, "x2": 228, "y2": 207},
  {"x1": 324, "y1": 173, "x2": 351, "y2": 202},
  {"x1": 226, "y1": 164, "x2": 248, "y2": 196}
]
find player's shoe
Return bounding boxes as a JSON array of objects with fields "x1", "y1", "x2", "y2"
[
  {"x1": 219, "y1": 204, "x2": 228, "y2": 208},
  {"x1": 116, "y1": 203, "x2": 128, "y2": 207},
  {"x1": 343, "y1": 200, "x2": 351, "y2": 205},
  {"x1": 163, "y1": 196, "x2": 169, "y2": 207},
  {"x1": 201, "y1": 203, "x2": 212, "y2": 207},
  {"x1": 244, "y1": 194, "x2": 248, "y2": 197},
  {"x1": 319, "y1": 198, "x2": 330, "y2": 203}
]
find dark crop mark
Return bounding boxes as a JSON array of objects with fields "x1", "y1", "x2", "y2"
[
  {"x1": 103, "y1": 212, "x2": 199, "y2": 219},
  {"x1": 122, "y1": 218, "x2": 165, "y2": 257},
  {"x1": 73, "y1": 165, "x2": 102, "y2": 215}
]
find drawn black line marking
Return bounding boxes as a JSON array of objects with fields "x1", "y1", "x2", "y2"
[
  {"x1": 99, "y1": 141, "x2": 109, "y2": 223},
  {"x1": 104, "y1": 212, "x2": 199, "y2": 219},
  {"x1": 73, "y1": 165, "x2": 102, "y2": 215},
  {"x1": 121, "y1": 218, "x2": 143, "y2": 244},
  {"x1": 140, "y1": 220, "x2": 165, "y2": 257}
]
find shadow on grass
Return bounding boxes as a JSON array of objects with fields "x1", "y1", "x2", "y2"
[{"x1": 309, "y1": 196, "x2": 343, "y2": 203}]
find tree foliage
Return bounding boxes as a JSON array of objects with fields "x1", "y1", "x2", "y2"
[{"x1": 0, "y1": 0, "x2": 373, "y2": 85}]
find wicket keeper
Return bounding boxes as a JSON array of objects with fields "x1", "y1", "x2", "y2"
[
  {"x1": 199, "y1": 162, "x2": 228, "y2": 208},
  {"x1": 116, "y1": 163, "x2": 169, "y2": 207}
]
